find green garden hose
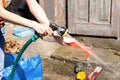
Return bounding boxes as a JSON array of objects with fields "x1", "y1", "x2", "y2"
[
  {"x1": 10, "y1": 22, "x2": 67, "y2": 80},
  {"x1": 10, "y1": 32, "x2": 42, "y2": 80}
]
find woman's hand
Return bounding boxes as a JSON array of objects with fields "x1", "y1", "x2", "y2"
[
  {"x1": 33, "y1": 23, "x2": 53, "y2": 36},
  {"x1": 53, "y1": 32, "x2": 80, "y2": 46},
  {"x1": 53, "y1": 31, "x2": 68, "y2": 45}
]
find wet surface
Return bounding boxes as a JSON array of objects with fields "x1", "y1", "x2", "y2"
[
  {"x1": 42, "y1": 56, "x2": 120, "y2": 80},
  {"x1": 51, "y1": 46, "x2": 120, "y2": 80}
]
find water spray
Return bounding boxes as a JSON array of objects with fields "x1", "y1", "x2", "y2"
[
  {"x1": 64, "y1": 34, "x2": 120, "y2": 79},
  {"x1": 50, "y1": 23, "x2": 120, "y2": 79},
  {"x1": 49, "y1": 23, "x2": 120, "y2": 79}
]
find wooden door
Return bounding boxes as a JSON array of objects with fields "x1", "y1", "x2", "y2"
[{"x1": 68, "y1": 0, "x2": 120, "y2": 38}]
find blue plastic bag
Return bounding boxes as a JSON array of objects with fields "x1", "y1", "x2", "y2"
[{"x1": 2, "y1": 53, "x2": 43, "y2": 80}]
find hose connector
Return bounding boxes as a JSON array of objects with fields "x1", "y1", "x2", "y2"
[{"x1": 49, "y1": 22, "x2": 68, "y2": 37}]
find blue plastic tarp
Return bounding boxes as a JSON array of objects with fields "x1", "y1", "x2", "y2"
[{"x1": 2, "y1": 53, "x2": 43, "y2": 80}]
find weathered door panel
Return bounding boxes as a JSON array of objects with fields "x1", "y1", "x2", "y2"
[
  {"x1": 68, "y1": 0, "x2": 120, "y2": 38},
  {"x1": 90, "y1": 0, "x2": 111, "y2": 24}
]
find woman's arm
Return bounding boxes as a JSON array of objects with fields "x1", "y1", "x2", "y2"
[
  {"x1": 26, "y1": 0, "x2": 50, "y2": 25},
  {"x1": 0, "y1": 0, "x2": 53, "y2": 35},
  {"x1": 26, "y1": 0, "x2": 69, "y2": 45}
]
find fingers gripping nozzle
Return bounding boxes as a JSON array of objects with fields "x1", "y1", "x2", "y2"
[{"x1": 49, "y1": 22, "x2": 68, "y2": 37}]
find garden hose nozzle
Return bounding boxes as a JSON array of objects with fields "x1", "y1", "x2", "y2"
[{"x1": 49, "y1": 22, "x2": 68, "y2": 37}]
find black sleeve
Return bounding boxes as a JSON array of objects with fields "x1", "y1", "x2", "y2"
[
  {"x1": 18, "y1": 0, "x2": 27, "y2": 11},
  {"x1": 18, "y1": 0, "x2": 39, "y2": 11},
  {"x1": 6, "y1": 0, "x2": 39, "y2": 21}
]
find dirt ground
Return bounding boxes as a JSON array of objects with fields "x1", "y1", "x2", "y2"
[
  {"x1": 42, "y1": 58, "x2": 75, "y2": 80},
  {"x1": 5, "y1": 23, "x2": 120, "y2": 80}
]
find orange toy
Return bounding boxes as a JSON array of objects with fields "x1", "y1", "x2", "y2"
[{"x1": 67, "y1": 42, "x2": 92, "y2": 59}]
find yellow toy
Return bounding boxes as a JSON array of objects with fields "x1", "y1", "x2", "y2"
[{"x1": 76, "y1": 71, "x2": 86, "y2": 80}]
